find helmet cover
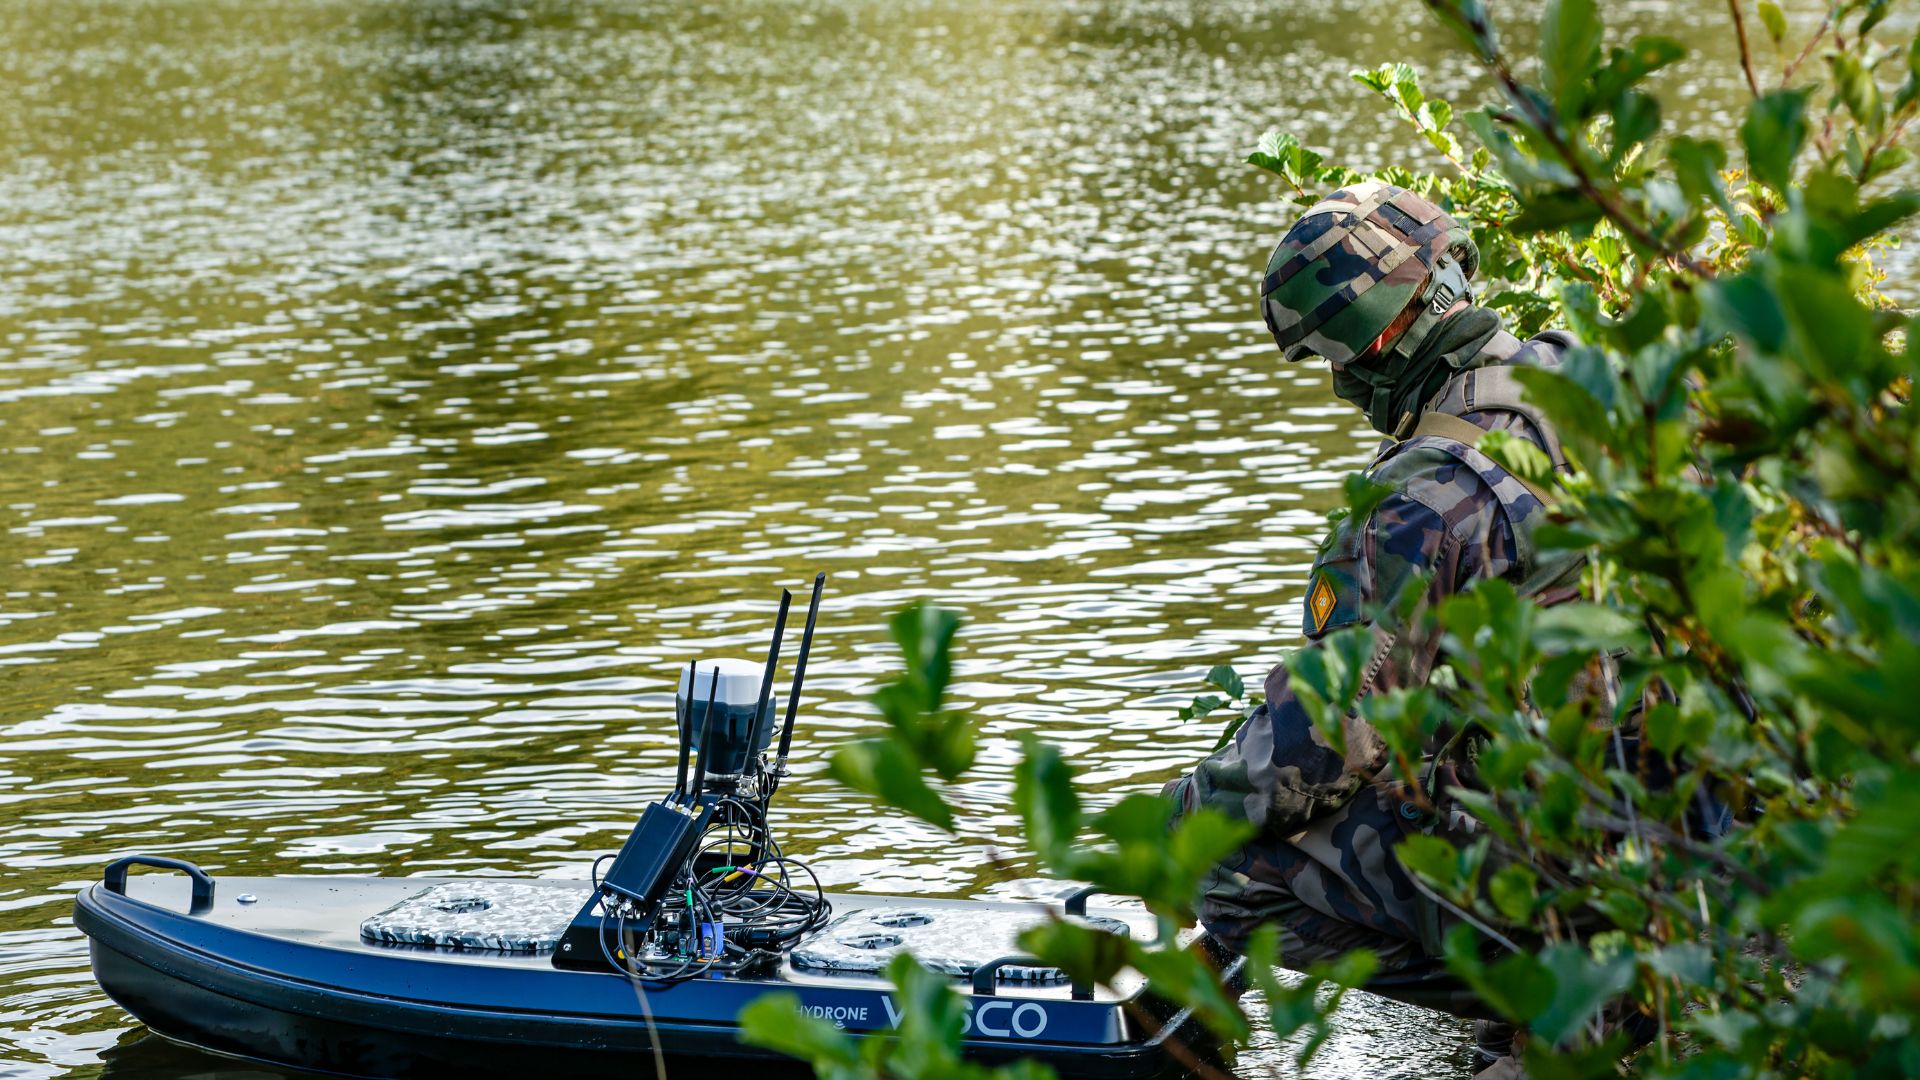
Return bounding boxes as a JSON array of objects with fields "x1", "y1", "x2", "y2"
[{"x1": 1260, "y1": 182, "x2": 1479, "y2": 367}]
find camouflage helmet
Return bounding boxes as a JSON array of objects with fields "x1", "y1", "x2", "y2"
[{"x1": 1260, "y1": 182, "x2": 1480, "y2": 366}]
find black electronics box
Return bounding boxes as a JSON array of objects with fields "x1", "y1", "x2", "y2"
[{"x1": 599, "y1": 800, "x2": 712, "y2": 918}]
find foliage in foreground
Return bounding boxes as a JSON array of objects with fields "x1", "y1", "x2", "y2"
[{"x1": 742, "y1": 1, "x2": 1920, "y2": 1076}]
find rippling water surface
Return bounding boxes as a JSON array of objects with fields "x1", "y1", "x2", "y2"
[{"x1": 0, "y1": 2, "x2": 1900, "y2": 1077}]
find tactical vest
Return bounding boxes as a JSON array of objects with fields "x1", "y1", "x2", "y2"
[{"x1": 1302, "y1": 329, "x2": 1585, "y2": 641}]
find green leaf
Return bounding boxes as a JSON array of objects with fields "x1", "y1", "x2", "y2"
[
  {"x1": 1757, "y1": 0, "x2": 1786, "y2": 44},
  {"x1": 1396, "y1": 833, "x2": 1461, "y2": 892},
  {"x1": 1445, "y1": 925, "x2": 1556, "y2": 1022},
  {"x1": 1341, "y1": 472, "x2": 1396, "y2": 526},
  {"x1": 826, "y1": 739, "x2": 956, "y2": 831},
  {"x1": 1688, "y1": 1008, "x2": 1762, "y2": 1052},
  {"x1": 1607, "y1": 90, "x2": 1660, "y2": 164},
  {"x1": 1646, "y1": 941, "x2": 1715, "y2": 985},
  {"x1": 1506, "y1": 187, "x2": 1608, "y2": 234},
  {"x1": 882, "y1": 951, "x2": 974, "y2": 1049},
  {"x1": 736, "y1": 993, "x2": 870, "y2": 1079},
  {"x1": 869, "y1": 603, "x2": 979, "y2": 781},
  {"x1": 1591, "y1": 36, "x2": 1687, "y2": 103},
  {"x1": 1209, "y1": 706, "x2": 1253, "y2": 752},
  {"x1": 886, "y1": 602, "x2": 960, "y2": 712},
  {"x1": 1533, "y1": 603, "x2": 1646, "y2": 653},
  {"x1": 1520, "y1": 1032, "x2": 1634, "y2": 1078},
  {"x1": 1241, "y1": 922, "x2": 1287, "y2": 999},
  {"x1": 1424, "y1": 0, "x2": 1497, "y2": 59},
  {"x1": 1530, "y1": 944, "x2": 1640, "y2": 1045},
  {"x1": 1018, "y1": 917, "x2": 1131, "y2": 987},
  {"x1": 1824, "y1": 190, "x2": 1920, "y2": 260},
  {"x1": 1901, "y1": 34, "x2": 1920, "y2": 112},
  {"x1": 1463, "y1": 108, "x2": 1578, "y2": 192},
  {"x1": 1860, "y1": 145, "x2": 1911, "y2": 186},
  {"x1": 1540, "y1": 0, "x2": 1604, "y2": 114},
  {"x1": 1298, "y1": 951, "x2": 1382, "y2": 1069},
  {"x1": 1477, "y1": 429, "x2": 1556, "y2": 489},
  {"x1": 1489, "y1": 863, "x2": 1540, "y2": 922},
  {"x1": 1740, "y1": 89, "x2": 1809, "y2": 191},
  {"x1": 1858, "y1": 0, "x2": 1893, "y2": 36},
  {"x1": 1204, "y1": 664, "x2": 1244, "y2": 700},
  {"x1": 1555, "y1": 280, "x2": 1605, "y2": 341},
  {"x1": 1178, "y1": 694, "x2": 1222, "y2": 723},
  {"x1": 1532, "y1": 522, "x2": 1602, "y2": 550},
  {"x1": 1248, "y1": 129, "x2": 1325, "y2": 187},
  {"x1": 1473, "y1": 738, "x2": 1544, "y2": 792},
  {"x1": 1091, "y1": 791, "x2": 1173, "y2": 845},
  {"x1": 1167, "y1": 808, "x2": 1256, "y2": 884},
  {"x1": 1351, "y1": 62, "x2": 1420, "y2": 100},
  {"x1": 1312, "y1": 948, "x2": 1381, "y2": 992},
  {"x1": 1286, "y1": 625, "x2": 1374, "y2": 749},
  {"x1": 1818, "y1": 772, "x2": 1920, "y2": 886},
  {"x1": 869, "y1": 688, "x2": 978, "y2": 780},
  {"x1": 1776, "y1": 263, "x2": 1875, "y2": 384},
  {"x1": 1014, "y1": 736, "x2": 1083, "y2": 865},
  {"x1": 1830, "y1": 52, "x2": 1885, "y2": 137},
  {"x1": 1669, "y1": 135, "x2": 1731, "y2": 213},
  {"x1": 1357, "y1": 687, "x2": 1447, "y2": 766},
  {"x1": 1705, "y1": 271, "x2": 1789, "y2": 355},
  {"x1": 1787, "y1": 893, "x2": 1916, "y2": 985},
  {"x1": 1511, "y1": 362, "x2": 1615, "y2": 470},
  {"x1": 1128, "y1": 941, "x2": 1251, "y2": 1042}
]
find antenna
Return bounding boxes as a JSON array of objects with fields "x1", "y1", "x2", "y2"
[
  {"x1": 672, "y1": 661, "x2": 694, "y2": 801},
  {"x1": 769, "y1": 572, "x2": 826, "y2": 797},
  {"x1": 690, "y1": 667, "x2": 719, "y2": 798},
  {"x1": 746, "y1": 590, "x2": 792, "y2": 775}
]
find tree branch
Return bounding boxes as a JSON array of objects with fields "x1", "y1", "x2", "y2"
[
  {"x1": 1781, "y1": 6, "x2": 1835, "y2": 85},
  {"x1": 1727, "y1": 0, "x2": 1764, "y2": 97},
  {"x1": 1423, "y1": 0, "x2": 1710, "y2": 275}
]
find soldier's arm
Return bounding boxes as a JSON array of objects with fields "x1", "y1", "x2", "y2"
[{"x1": 1165, "y1": 474, "x2": 1512, "y2": 836}]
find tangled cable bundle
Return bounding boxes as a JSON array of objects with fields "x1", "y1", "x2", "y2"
[{"x1": 593, "y1": 795, "x2": 830, "y2": 985}]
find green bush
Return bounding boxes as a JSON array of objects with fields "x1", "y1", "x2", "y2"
[{"x1": 741, "y1": 1, "x2": 1920, "y2": 1076}]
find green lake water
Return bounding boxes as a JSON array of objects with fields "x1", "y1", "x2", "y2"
[{"x1": 0, "y1": 1, "x2": 1905, "y2": 1076}]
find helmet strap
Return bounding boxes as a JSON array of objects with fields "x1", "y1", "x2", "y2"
[{"x1": 1385, "y1": 252, "x2": 1473, "y2": 365}]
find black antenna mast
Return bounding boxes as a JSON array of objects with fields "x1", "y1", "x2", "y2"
[
  {"x1": 769, "y1": 572, "x2": 826, "y2": 797},
  {"x1": 690, "y1": 667, "x2": 719, "y2": 797},
  {"x1": 746, "y1": 589, "x2": 793, "y2": 776},
  {"x1": 672, "y1": 661, "x2": 695, "y2": 801}
]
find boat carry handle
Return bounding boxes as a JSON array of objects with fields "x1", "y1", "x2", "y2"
[
  {"x1": 103, "y1": 855, "x2": 216, "y2": 915},
  {"x1": 970, "y1": 955, "x2": 1094, "y2": 1002},
  {"x1": 1063, "y1": 885, "x2": 1109, "y2": 918}
]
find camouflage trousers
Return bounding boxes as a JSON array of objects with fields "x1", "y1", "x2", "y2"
[{"x1": 1197, "y1": 780, "x2": 1495, "y2": 1019}]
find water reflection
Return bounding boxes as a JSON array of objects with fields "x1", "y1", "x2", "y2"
[{"x1": 0, "y1": 1, "x2": 1906, "y2": 1077}]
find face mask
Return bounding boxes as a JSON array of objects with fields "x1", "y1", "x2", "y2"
[{"x1": 1331, "y1": 304, "x2": 1503, "y2": 435}]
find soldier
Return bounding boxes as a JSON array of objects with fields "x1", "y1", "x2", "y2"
[{"x1": 1163, "y1": 181, "x2": 1587, "y2": 1078}]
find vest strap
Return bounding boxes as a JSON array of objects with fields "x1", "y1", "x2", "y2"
[
  {"x1": 1466, "y1": 366, "x2": 1570, "y2": 472},
  {"x1": 1407, "y1": 411, "x2": 1556, "y2": 505}
]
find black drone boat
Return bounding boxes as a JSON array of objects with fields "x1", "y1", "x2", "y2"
[
  {"x1": 75, "y1": 576, "x2": 1232, "y2": 1079},
  {"x1": 75, "y1": 866, "x2": 1213, "y2": 1078}
]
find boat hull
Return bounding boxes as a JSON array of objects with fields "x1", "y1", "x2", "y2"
[{"x1": 76, "y1": 870, "x2": 1218, "y2": 1079}]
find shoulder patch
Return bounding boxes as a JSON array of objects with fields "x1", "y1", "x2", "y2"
[
  {"x1": 1307, "y1": 574, "x2": 1338, "y2": 635},
  {"x1": 1303, "y1": 517, "x2": 1367, "y2": 640}
]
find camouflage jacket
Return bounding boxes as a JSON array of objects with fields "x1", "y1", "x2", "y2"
[{"x1": 1167, "y1": 328, "x2": 1583, "y2": 838}]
